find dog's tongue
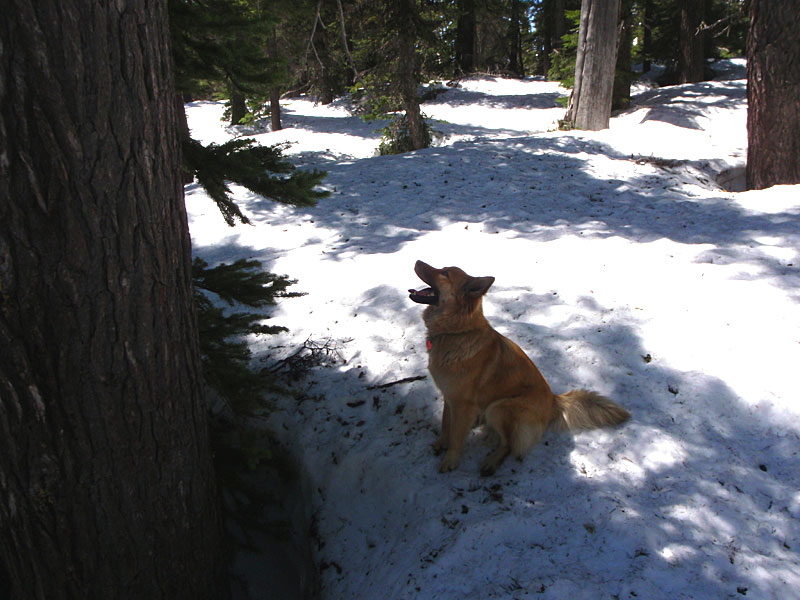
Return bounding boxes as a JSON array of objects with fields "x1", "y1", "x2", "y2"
[{"x1": 408, "y1": 287, "x2": 438, "y2": 304}]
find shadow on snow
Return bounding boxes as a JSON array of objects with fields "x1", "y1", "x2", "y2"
[
  {"x1": 264, "y1": 284, "x2": 799, "y2": 598},
  {"x1": 228, "y1": 132, "x2": 799, "y2": 303}
]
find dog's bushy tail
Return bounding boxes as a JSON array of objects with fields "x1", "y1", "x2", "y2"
[{"x1": 552, "y1": 389, "x2": 630, "y2": 432}]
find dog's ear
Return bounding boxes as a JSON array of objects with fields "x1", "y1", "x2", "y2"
[{"x1": 464, "y1": 276, "x2": 495, "y2": 298}]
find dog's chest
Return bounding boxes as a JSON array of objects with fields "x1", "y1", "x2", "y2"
[{"x1": 427, "y1": 339, "x2": 483, "y2": 397}]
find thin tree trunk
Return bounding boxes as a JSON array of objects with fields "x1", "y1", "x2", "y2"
[
  {"x1": 567, "y1": 0, "x2": 621, "y2": 130},
  {"x1": 311, "y1": 22, "x2": 336, "y2": 104},
  {"x1": 568, "y1": 1, "x2": 590, "y2": 120},
  {"x1": 543, "y1": 0, "x2": 567, "y2": 77},
  {"x1": 553, "y1": 0, "x2": 566, "y2": 43},
  {"x1": 0, "y1": 2, "x2": 227, "y2": 598},
  {"x1": 541, "y1": 0, "x2": 553, "y2": 76},
  {"x1": 396, "y1": 0, "x2": 427, "y2": 150},
  {"x1": 455, "y1": 0, "x2": 476, "y2": 74},
  {"x1": 642, "y1": 0, "x2": 652, "y2": 72},
  {"x1": 268, "y1": 26, "x2": 283, "y2": 131},
  {"x1": 271, "y1": 87, "x2": 283, "y2": 131},
  {"x1": 613, "y1": 0, "x2": 633, "y2": 110},
  {"x1": 507, "y1": 0, "x2": 525, "y2": 77},
  {"x1": 678, "y1": 0, "x2": 704, "y2": 83},
  {"x1": 746, "y1": 0, "x2": 800, "y2": 189},
  {"x1": 230, "y1": 87, "x2": 247, "y2": 125}
]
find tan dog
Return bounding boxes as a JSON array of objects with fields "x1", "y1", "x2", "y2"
[{"x1": 409, "y1": 260, "x2": 630, "y2": 475}]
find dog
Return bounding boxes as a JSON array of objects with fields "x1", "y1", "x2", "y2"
[{"x1": 409, "y1": 260, "x2": 630, "y2": 475}]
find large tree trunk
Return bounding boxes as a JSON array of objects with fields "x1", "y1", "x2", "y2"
[
  {"x1": 746, "y1": 0, "x2": 800, "y2": 189},
  {"x1": 177, "y1": 93, "x2": 196, "y2": 184},
  {"x1": 567, "y1": 0, "x2": 621, "y2": 130},
  {"x1": 678, "y1": 0, "x2": 705, "y2": 83},
  {"x1": 0, "y1": 2, "x2": 227, "y2": 599}
]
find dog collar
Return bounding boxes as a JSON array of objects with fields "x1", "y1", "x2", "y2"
[{"x1": 426, "y1": 339, "x2": 433, "y2": 351}]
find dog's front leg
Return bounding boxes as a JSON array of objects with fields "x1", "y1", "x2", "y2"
[
  {"x1": 433, "y1": 402, "x2": 450, "y2": 455},
  {"x1": 438, "y1": 402, "x2": 478, "y2": 473}
]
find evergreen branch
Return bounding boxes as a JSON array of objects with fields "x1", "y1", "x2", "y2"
[
  {"x1": 183, "y1": 137, "x2": 329, "y2": 226},
  {"x1": 170, "y1": 0, "x2": 280, "y2": 96},
  {"x1": 193, "y1": 257, "x2": 302, "y2": 416},
  {"x1": 193, "y1": 257, "x2": 302, "y2": 308}
]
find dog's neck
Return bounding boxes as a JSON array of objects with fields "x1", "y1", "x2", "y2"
[{"x1": 423, "y1": 302, "x2": 491, "y2": 339}]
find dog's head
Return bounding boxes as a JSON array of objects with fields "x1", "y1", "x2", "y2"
[{"x1": 409, "y1": 260, "x2": 494, "y2": 328}]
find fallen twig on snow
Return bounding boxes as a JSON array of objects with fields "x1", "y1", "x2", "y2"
[{"x1": 366, "y1": 375, "x2": 427, "y2": 390}]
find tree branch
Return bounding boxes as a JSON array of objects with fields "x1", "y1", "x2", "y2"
[{"x1": 366, "y1": 375, "x2": 427, "y2": 390}]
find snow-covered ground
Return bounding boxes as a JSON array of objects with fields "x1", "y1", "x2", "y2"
[{"x1": 186, "y1": 59, "x2": 800, "y2": 599}]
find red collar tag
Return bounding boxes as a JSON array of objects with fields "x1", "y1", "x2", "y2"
[{"x1": 426, "y1": 339, "x2": 433, "y2": 351}]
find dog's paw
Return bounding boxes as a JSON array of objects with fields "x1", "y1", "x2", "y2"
[
  {"x1": 480, "y1": 447, "x2": 509, "y2": 476},
  {"x1": 479, "y1": 461, "x2": 497, "y2": 477},
  {"x1": 438, "y1": 452, "x2": 460, "y2": 473}
]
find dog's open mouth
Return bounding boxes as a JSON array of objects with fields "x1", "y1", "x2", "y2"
[{"x1": 408, "y1": 287, "x2": 439, "y2": 305}]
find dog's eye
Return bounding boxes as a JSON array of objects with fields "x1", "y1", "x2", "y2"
[{"x1": 441, "y1": 269, "x2": 450, "y2": 278}]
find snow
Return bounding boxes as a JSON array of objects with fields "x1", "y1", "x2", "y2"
[{"x1": 185, "y1": 58, "x2": 800, "y2": 599}]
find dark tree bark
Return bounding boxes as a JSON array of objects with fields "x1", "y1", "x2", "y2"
[
  {"x1": 678, "y1": 0, "x2": 705, "y2": 83},
  {"x1": 613, "y1": 0, "x2": 634, "y2": 110},
  {"x1": 567, "y1": 0, "x2": 621, "y2": 130},
  {"x1": 543, "y1": 0, "x2": 567, "y2": 75},
  {"x1": 311, "y1": 20, "x2": 337, "y2": 104},
  {"x1": 230, "y1": 87, "x2": 248, "y2": 125},
  {"x1": 746, "y1": 0, "x2": 800, "y2": 189},
  {"x1": 541, "y1": 0, "x2": 554, "y2": 76},
  {"x1": 507, "y1": 0, "x2": 526, "y2": 77},
  {"x1": 177, "y1": 93, "x2": 196, "y2": 184},
  {"x1": 0, "y1": 2, "x2": 227, "y2": 599},
  {"x1": 641, "y1": 0, "x2": 652, "y2": 72},
  {"x1": 268, "y1": 27, "x2": 283, "y2": 131},
  {"x1": 270, "y1": 87, "x2": 283, "y2": 131},
  {"x1": 455, "y1": 0, "x2": 476, "y2": 74},
  {"x1": 540, "y1": 0, "x2": 566, "y2": 77},
  {"x1": 395, "y1": 0, "x2": 428, "y2": 150},
  {"x1": 553, "y1": 0, "x2": 566, "y2": 46}
]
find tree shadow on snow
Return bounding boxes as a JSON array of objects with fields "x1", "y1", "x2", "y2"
[
  {"x1": 236, "y1": 133, "x2": 800, "y2": 306},
  {"x1": 482, "y1": 292, "x2": 800, "y2": 598},
  {"x1": 426, "y1": 87, "x2": 565, "y2": 111},
  {"x1": 624, "y1": 79, "x2": 746, "y2": 130}
]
